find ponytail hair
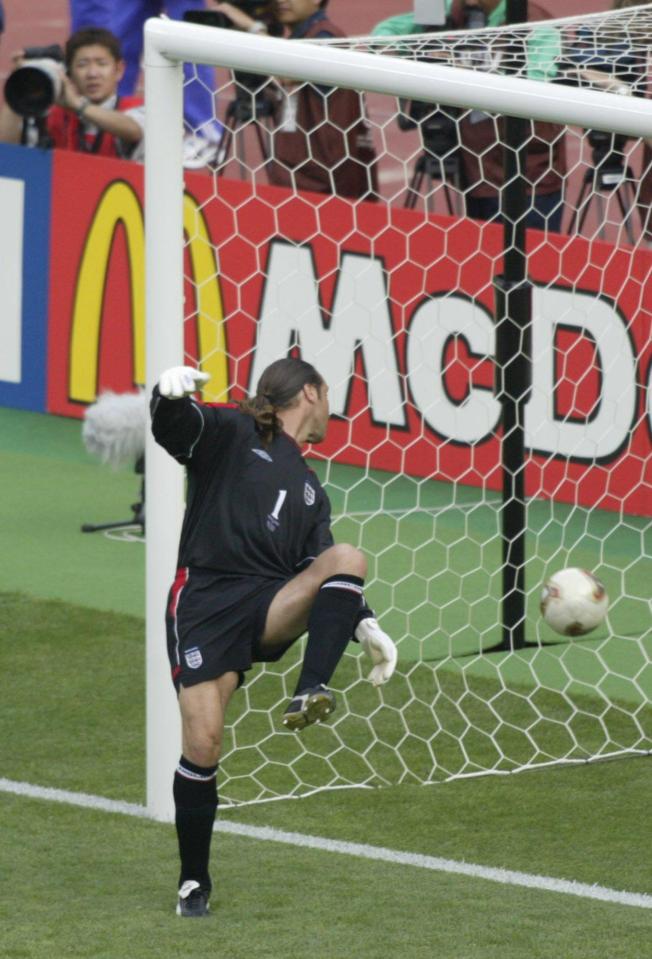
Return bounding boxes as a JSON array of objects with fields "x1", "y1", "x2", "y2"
[{"x1": 239, "y1": 358, "x2": 324, "y2": 445}]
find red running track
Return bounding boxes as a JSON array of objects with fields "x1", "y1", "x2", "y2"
[{"x1": 0, "y1": 0, "x2": 635, "y2": 244}]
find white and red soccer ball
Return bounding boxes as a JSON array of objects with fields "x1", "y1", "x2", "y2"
[{"x1": 540, "y1": 567, "x2": 609, "y2": 637}]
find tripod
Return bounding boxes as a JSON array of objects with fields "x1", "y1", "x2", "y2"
[
  {"x1": 567, "y1": 147, "x2": 637, "y2": 244},
  {"x1": 81, "y1": 455, "x2": 145, "y2": 535},
  {"x1": 405, "y1": 150, "x2": 463, "y2": 215},
  {"x1": 215, "y1": 86, "x2": 275, "y2": 176}
]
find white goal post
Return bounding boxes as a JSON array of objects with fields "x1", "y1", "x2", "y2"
[{"x1": 144, "y1": 15, "x2": 652, "y2": 822}]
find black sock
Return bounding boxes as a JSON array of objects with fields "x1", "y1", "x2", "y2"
[
  {"x1": 174, "y1": 756, "x2": 218, "y2": 892},
  {"x1": 353, "y1": 601, "x2": 374, "y2": 636},
  {"x1": 294, "y1": 574, "x2": 364, "y2": 694}
]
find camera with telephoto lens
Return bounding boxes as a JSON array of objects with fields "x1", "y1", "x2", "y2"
[
  {"x1": 4, "y1": 44, "x2": 65, "y2": 117},
  {"x1": 183, "y1": 2, "x2": 275, "y2": 32}
]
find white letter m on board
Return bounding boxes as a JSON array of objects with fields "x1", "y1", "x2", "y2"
[{"x1": 249, "y1": 242, "x2": 405, "y2": 426}]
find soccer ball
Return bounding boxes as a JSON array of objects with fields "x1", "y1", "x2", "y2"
[{"x1": 540, "y1": 567, "x2": 608, "y2": 637}]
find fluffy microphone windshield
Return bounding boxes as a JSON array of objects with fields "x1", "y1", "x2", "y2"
[{"x1": 82, "y1": 391, "x2": 148, "y2": 468}]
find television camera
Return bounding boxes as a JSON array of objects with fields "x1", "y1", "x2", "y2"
[
  {"x1": 401, "y1": 3, "x2": 488, "y2": 210},
  {"x1": 184, "y1": 2, "x2": 282, "y2": 171},
  {"x1": 566, "y1": 33, "x2": 644, "y2": 239}
]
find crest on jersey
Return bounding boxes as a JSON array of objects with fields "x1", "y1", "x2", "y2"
[
  {"x1": 304, "y1": 482, "x2": 316, "y2": 506},
  {"x1": 252, "y1": 448, "x2": 273, "y2": 463},
  {"x1": 185, "y1": 647, "x2": 203, "y2": 669}
]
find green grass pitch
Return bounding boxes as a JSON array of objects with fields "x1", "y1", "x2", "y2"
[{"x1": 1, "y1": 406, "x2": 651, "y2": 957}]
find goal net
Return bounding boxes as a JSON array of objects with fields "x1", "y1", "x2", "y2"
[{"x1": 144, "y1": 6, "x2": 652, "y2": 818}]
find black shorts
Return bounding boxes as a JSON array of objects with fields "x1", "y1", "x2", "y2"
[{"x1": 166, "y1": 567, "x2": 300, "y2": 692}]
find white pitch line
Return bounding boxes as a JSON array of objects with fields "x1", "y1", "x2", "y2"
[
  {"x1": 215, "y1": 821, "x2": 652, "y2": 910},
  {"x1": 2, "y1": 777, "x2": 651, "y2": 911},
  {"x1": 0, "y1": 777, "x2": 149, "y2": 819}
]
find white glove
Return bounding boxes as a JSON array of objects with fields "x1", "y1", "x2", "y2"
[
  {"x1": 355, "y1": 617, "x2": 397, "y2": 686},
  {"x1": 158, "y1": 366, "x2": 210, "y2": 399}
]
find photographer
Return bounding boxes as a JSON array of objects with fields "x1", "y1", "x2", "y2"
[
  {"x1": 0, "y1": 28, "x2": 144, "y2": 159},
  {"x1": 209, "y1": 0, "x2": 378, "y2": 199},
  {"x1": 565, "y1": 0, "x2": 652, "y2": 242},
  {"x1": 373, "y1": 1, "x2": 566, "y2": 231},
  {"x1": 70, "y1": 2, "x2": 223, "y2": 169}
]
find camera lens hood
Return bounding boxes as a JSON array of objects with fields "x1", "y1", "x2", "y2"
[{"x1": 5, "y1": 59, "x2": 62, "y2": 117}]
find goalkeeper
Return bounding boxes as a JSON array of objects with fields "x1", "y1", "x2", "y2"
[{"x1": 151, "y1": 357, "x2": 397, "y2": 918}]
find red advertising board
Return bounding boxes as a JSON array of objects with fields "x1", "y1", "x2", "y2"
[{"x1": 47, "y1": 151, "x2": 652, "y2": 515}]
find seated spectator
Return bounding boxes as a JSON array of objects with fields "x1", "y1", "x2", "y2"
[
  {"x1": 0, "y1": 27, "x2": 144, "y2": 160},
  {"x1": 211, "y1": 0, "x2": 378, "y2": 200}
]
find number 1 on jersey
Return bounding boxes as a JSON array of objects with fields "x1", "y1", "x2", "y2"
[{"x1": 266, "y1": 489, "x2": 287, "y2": 532}]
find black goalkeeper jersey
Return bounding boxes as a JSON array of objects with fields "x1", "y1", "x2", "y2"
[{"x1": 151, "y1": 389, "x2": 334, "y2": 578}]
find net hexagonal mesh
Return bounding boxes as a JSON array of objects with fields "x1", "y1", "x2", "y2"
[{"x1": 170, "y1": 6, "x2": 652, "y2": 805}]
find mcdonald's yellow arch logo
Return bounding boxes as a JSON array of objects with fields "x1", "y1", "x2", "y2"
[{"x1": 69, "y1": 180, "x2": 228, "y2": 403}]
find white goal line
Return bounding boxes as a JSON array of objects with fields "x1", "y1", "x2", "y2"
[{"x1": 2, "y1": 776, "x2": 651, "y2": 911}]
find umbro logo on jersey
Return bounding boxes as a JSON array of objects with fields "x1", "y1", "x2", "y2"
[
  {"x1": 252, "y1": 448, "x2": 273, "y2": 462},
  {"x1": 304, "y1": 482, "x2": 316, "y2": 506},
  {"x1": 185, "y1": 647, "x2": 203, "y2": 669}
]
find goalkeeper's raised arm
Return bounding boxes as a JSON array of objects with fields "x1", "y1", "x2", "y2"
[
  {"x1": 151, "y1": 366, "x2": 211, "y2": 463},
  {"x1": 150, "y1": 357, "x2": 397, "y2": 918}
]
